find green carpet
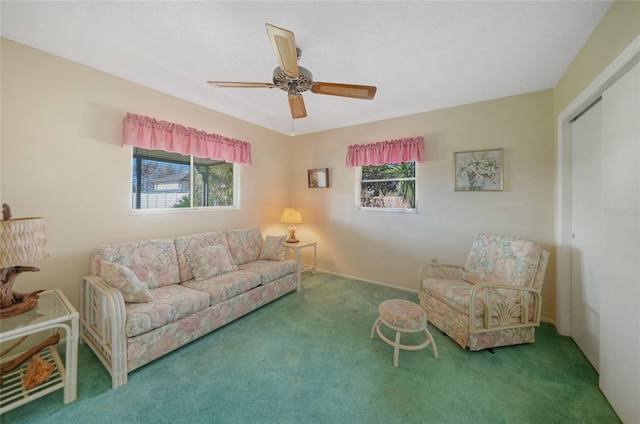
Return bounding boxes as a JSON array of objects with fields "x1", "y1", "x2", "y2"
[{"x1": 3, "y1": 273, "x2": 620, "y2": 423}]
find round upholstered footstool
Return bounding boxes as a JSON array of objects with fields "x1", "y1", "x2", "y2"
[{"x1": 370, "y1": 299, "x2": 439, "y2": 367}]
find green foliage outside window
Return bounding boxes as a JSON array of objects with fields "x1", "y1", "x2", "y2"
[
  {"x1": 175, "y1": 162, "x2": 233, "y2": 207},
  {"x1": 360, "y1": 162, "x2": 416, "y2": 210}
]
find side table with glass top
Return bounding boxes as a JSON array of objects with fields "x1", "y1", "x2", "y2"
[
  {"x1": 283, "y1": 240, "x2": 317, "y2": 291},
  {"x1": 0, "y1": 289, "x2": 79, "y2": 414}
]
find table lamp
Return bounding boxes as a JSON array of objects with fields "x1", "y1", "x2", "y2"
[
  {"x1": 0, "y1": 204, "x2": 49, "y2": 318},
  {"x1": 280, "y1": 207, "x2": 302, "y2": 243}
]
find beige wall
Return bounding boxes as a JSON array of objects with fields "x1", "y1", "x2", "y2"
[
  {"x1": 1, "y1": 39, "x2": 291, "y2": 308},
  {"x1": 554, "y1": 0, "x2": 640, "y2": 115},
  {"x1": 1, "y1": 39, "x2": 557, "y2": 321},
  {"x1": 291, "y1": 90, "x2": 557, "y2": 320}
]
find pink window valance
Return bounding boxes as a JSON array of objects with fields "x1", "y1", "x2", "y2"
[
  {"x1": 123, "y1": 113, "x2": 252, "y2": 165},
  {"x1": 345, "y1": 136, "x2": 424, "y2": 167}
]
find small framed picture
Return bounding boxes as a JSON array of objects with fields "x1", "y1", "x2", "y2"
[
  {"x1": 454, "y1": 148, "x2": 503, "y2": 191},
  {"x1": 308, "y1": 168, "x2": 329, "y2": 188}
]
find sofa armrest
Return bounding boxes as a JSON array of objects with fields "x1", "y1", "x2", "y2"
[
  {"x1": 418, "y1": 263, "x2": 464, "y2": 290},
  {"x1": 468, "y1": 283, "x2": 542, "y2": 334},
  {"x1": 80, "y1": 275, "x2": 128, "y2": 388}
]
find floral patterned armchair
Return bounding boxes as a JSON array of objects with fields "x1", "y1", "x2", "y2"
[{"x1": 418, "y1": 234, "x2": 549, "y2": 351}]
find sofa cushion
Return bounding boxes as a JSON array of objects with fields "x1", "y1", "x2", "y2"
[
  {"x1": 99, "y1": 261, "x2": 153, "y2": 303},
  {"x1": 238, "y1": 259, "x2": 297, "y2": 285},
  {"x1": 174, "y1": 231, "x2": 232, "y2": 282},
  {"x1": 92, "y1": 238, "x2": 181, "y2": 289},
  {"x1": 124, "y1": 284, "x2": 210, "y2": 337},
  {"x1": 225, "y1": 227, "x2": 263, "y2": 266},
  {"x1": 463, "y1": 234, "x2": 542, "y2": 287},
  {"x1": 187, "y1": 244, "x2": 236, "y2": 281},
  {"x1": 258, "y1": 235, "x2": 286, "y2": 260},
  {"x1": 180, "y1": 270, "x2": 262, "y2": 305}
]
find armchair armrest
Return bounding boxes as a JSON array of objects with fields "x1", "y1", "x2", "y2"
[
  {"x1": 418, "y1": 263, "x2": 464, "y2": 291},
  {"x1": 80, "y1": 275, "x2": 128, "y2": 388},
  {"x1": 468, "y1": 283, "x2": 542, "y2": 334}
]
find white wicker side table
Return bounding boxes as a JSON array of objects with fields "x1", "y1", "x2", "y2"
[
  {"x1": 283, "y1": 240, "x2": 317, "y2": 291},
  {"x1": 0, "y1": 289, "x2": 79, "y2": 414}
]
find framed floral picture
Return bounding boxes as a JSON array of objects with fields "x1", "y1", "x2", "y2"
[{"x1": 454, "y1": 148, "x2": 503, "y2": 191}]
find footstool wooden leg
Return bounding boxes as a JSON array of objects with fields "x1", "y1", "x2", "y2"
[
  {"x1": 425, "y1": 328, "x2": 439, "y2": 359},
  {"x1": 370, "y1": 317, "x2": 381, "y2": 339},
  {"x1": 393, "y1": 331, "x2": 401, "y2": 367}
]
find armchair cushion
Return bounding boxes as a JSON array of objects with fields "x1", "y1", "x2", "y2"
[
  {"x1": 463, "y1": 234, "x2": 542, "y2": 286},
  {"x1": 422, "y1": 279, "x2": 484, "y2": 317}
]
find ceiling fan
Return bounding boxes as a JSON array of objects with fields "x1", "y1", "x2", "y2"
[{"x1": 207, "y1": 23, "x2": 377, "y2": 120}]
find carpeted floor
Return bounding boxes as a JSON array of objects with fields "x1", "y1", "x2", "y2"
[{"x1": 2, "y1": 273, "x2": 621, "y2": 423}]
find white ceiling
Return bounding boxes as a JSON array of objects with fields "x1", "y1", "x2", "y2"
[{"x1": 1, "y1": 1, "x2": 611, "y2": 136}]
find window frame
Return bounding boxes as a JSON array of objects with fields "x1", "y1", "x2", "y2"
[
  {"x1": 130, "y1": 147, "x2": 240, "y2": 213},
  {"x1": 355, "y1": 161, "x2": 418, "y2": 213}
]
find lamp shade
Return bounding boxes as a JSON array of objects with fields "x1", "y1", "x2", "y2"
[
  {"x1": 0, "y1": 217, "x2": 49, "y2": 268},
  {"x1": 280, "y1": 207, "x2": 303, "y2": 224}
]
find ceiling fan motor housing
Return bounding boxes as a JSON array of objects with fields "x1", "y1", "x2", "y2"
[
  {"x1": 273, "y1": 66, "x2": 313, "y2": 94},
  {"x1": 208, "y1": 25, "x2": 376, "y2": 120}
]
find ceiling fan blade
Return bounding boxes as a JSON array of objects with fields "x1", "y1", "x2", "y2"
[
  {"x1": 207, "y1": 81, "x2": 275, "y2": 88},
  {"x1": 288, "y1": 94, "x2": 307, "y2": 119},
  {"x1": 265, "y1": 23, "x2": 299, "y2": 79},
  {"x1": 311, "y1": 82, "x2": 377, "y2": 100}
]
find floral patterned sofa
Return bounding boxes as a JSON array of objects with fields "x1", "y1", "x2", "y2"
[
  {"x1": 418, "y1": 233, "x2": 549, "y2": 351},
  {"x1": 80, "y1": 227, "x2": 298, "y2": 388}
]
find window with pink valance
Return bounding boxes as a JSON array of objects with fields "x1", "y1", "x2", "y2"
[
  {"x1": 345, "y1": 136, "x2": 424, "y2": 167},
  {"x1": 123, "y1": 113, "x2": 252, "y2": 165}
]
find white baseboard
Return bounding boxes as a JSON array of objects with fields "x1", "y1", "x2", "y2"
[
  {"x1": 313, "y1": 268, "x2": 555, "y2": 325},
  {"x1": 314, "y1": 268, "x2": 418, "y2": 294}
]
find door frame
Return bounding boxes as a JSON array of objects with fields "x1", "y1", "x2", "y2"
[{"x1": 555, "y1": 35, "x2": 640, "y2": 336}]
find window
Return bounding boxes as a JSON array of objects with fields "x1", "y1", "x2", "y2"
[
  {"x1": 131, "y1": 148, "x2": 237, "y2": 210},
  {"x1": 358, "y1": 162, "x2": 416, "y2": 211}
]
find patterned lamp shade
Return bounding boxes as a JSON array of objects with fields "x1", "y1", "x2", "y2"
[{"x1": 0, "y1": 217, "x2": 49, "y2": 268}]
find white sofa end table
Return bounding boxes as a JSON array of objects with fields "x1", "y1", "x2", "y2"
[{"x1": 283, "y1": 240, "x2": 317, "y2": 291}]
